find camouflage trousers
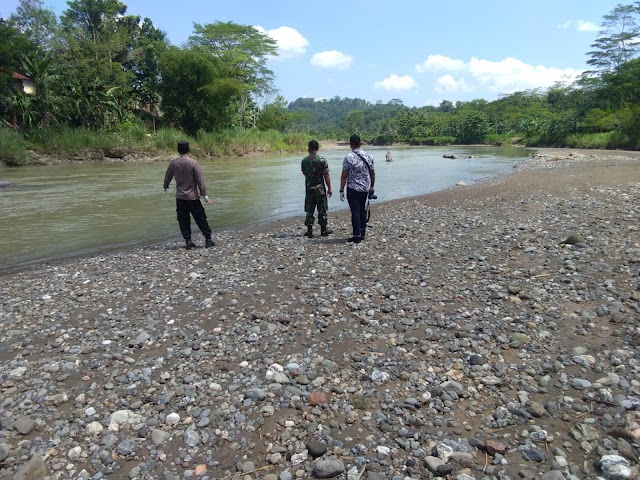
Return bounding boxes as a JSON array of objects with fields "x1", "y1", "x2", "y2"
[{"x1": 304, "y1": 189, "x2": 328, "y2": 226}]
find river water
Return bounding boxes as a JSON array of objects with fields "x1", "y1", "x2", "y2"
[{"x1": 0, "y1": 145, "x2": 533, "y2": 272}]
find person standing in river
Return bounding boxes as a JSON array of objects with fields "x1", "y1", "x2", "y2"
[
  {"x1": 163, "y1": 141, "x2": 215, "y2": 249},
  {"x1": 339, "y1": 134, "x2": 375, "y2": 244},
  {"x1": 301, "y1": 140, "x2": 333, "y2": 238}
]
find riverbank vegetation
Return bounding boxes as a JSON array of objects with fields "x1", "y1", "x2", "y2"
[
  {"x1": 0, "y1": 125, "x2": 308, "y2": 166},
  {"x1": 1, "y1": 1, "x2": 639, "y2": 166}
]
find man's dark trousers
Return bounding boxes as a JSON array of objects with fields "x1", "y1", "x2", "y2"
[
  {"x1": 347, "y1": 188, "x2": 368, "y2": 238},
  {"x1": 176, "y1": 199, "x2": 211, "y2": 240}
]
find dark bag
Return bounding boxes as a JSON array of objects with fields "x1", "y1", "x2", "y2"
[
  {"x1": 353, "y1": 151, "x2": 376, "y2": 225},
  {"x1": 354, "y1": 151, "x2": 377, "y2": 199}
]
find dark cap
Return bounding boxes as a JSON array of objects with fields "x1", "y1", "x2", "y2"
[
  {"x1": 177, "y1": 141, "x2": 190, "y2": 154},
  {"x1": 349, "y1": 134, "x2": 361, "y2": 146}
]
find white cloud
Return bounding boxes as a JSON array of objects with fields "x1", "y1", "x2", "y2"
[
  {"x1": 255, "y1": 26, "x2": 309, "y2": 59},
  {"x1": 415, "y1": 55, "x2": 582, "y2": 96},
  {"x1": 467, "y1": 57, "x2": 581, "y2": 92},
  {"x1": 310, "y1": 50, "x2": 353, "y2": 70},
  {"x1": 557, "y1": 20, "x2": 599, "y2": 32},
  {"x1": 435, "y1": 74, "x2": 472, "y2": 94},
  {"x1": 416, "y1": 54, "x2": 466, "y2": 73},
  {"x1": 375, "y1": 74, "x2": 418, "y2": 91}
]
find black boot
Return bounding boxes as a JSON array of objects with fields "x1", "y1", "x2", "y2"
[
  {"x1": 205, "y1": 238, "x2": 215, "y2": 248},
  {"x1": 321, "y1": 226, "x2": 333, "y2": 236},
  {"x1": 304, "y1": 226, "x2": 313, "y2": 238},
  {"x1": 185, "y1": 238, "x2": 196, "y2": 249}
]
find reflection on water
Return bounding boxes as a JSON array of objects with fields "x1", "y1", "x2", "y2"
[{"x1": 0, "y1": 146, "x2": 532, "y2": 271}]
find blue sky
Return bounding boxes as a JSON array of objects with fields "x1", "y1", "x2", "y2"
[{"x1": 1, "y1": 0, "x2": 623, "y2": 107}]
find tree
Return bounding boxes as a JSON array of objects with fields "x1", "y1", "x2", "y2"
[
  {"x1": 0, "y1": 19, "x2": 37, "y2": 121},
  {"x1": 117, "y1": 15, "x2": 168, "y2": 116},
  {"x1": 187, "y1": 21, "x2": 278, "y2": 99},
  {"x1": 438, "y1": 100, "x2": 455, "y2": 113},
  {"x1": 59, "y1": 0, "x2": 133, "y2": 88},
  {"x1": 345, "y1": 110, "x2": 365, "y2": 134},
  {"x1": 58, "y1": 0, "x2": 169, "y2": 127},
  {"x1": 158, "y1": 47, "x2": 244, "y2": 134},
  {"x1": 61, "y1": 0, "x2": 127, "y2": 51},
  {"x1": 9, "y1": 0, "x2": 58, "y2": 52},
  {"x1": 453, "y1": 110, "x2": 490, "y2": 143},
  {"x1": 16, "y1": 50, "x2": 60, "y2": 127},
  {"x1": 257, "y1": 95, "x2": 290, "y2": 131},
  {"x1": 595, "y1": 58, "x2": 640, "y2": 107},
  {"x1": 228, "y1": 93, "x2": 259, "y2": 129},
  {"x1": 586, "y1": 2, "x2": 640, "y2": 74}
]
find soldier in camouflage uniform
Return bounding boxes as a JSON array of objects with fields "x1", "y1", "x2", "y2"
[{"x1": 301, "y1": 140, "x2": 333, "y2": 238}]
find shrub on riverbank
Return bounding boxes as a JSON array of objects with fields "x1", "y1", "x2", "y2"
[
  {"x1": 0, "y1": 128, "x2": 29, "y2": 166},
  {"x1": 406, "y1": 136, "x2": 457, "y2": 145},
  {"x1": 27, "y1": 127, "x2": 123, "y2": 153},
  {"x1": 564, "y1": 133, "x2": 613, "y2": 150},
  {"x1": 483, "y1": 134, "x2": 525, "y2": 146},
  {"x1": 0, "y1": 127, "x2": 311, "y2": 166},
  {"x1": 197, "y1": 129, "x2": 307, "y2": 157}
]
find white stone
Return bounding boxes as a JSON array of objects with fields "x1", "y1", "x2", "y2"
[
  {"x1": 371, "y1": 370, "x2": 390, "y2": 382},
  {"x1": 290, "y1": 450, "x2": 308, "y2": 465},
  {"x1": 85, "y1": 421, "x2": 103, "y2": 436},
  {"x1": 109, "y1": 410, "x2": 144, "y2": 432},
  {"x1": 68, "y1": 446, "x2": 82, "y2": 461},
  {"x1": 8, "y1": 367, "x2": 27, "y2": 378},
  {"x1": 165, "y1": 412, "x2": 180, "y2": 426},
  {"x1": 376, "y1": 446, "x2": 391, "y2": 456}
]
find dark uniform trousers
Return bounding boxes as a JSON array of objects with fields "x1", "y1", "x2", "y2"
[{"x1": 176, "y1": 199, "x2": 211, "y2": 240}]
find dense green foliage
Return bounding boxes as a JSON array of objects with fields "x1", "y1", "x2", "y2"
[{"x1": 1, "y1": 0, "x2": 640, "y2": 165}]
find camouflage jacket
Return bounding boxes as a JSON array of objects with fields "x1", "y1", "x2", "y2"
[{"x1": 301, "y1": 155, "x2": 329, "y2": 192}]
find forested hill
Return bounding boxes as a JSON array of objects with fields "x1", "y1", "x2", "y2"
[{"x1": 285, "y1": 70, "x2": 640, "y2": 150}]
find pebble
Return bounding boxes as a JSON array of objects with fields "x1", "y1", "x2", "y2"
[{"x1": 1, "y1": 153, "x2": 639, "y2": 479}]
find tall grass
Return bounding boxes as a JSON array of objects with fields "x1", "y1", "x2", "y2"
[
  {"x1": 21, "y1": 126, "x2": 189, "y2": 157},
  {"x1": 0, "y1": 127, "x2": 29, "y2": 166},
  {"x1": 197, "y1": 128, "x2": 308, "y2": 156},
  {"x1": 483, "y1": 134, "x2": 525, "y2": 146},
  {"x1": 4, "y1": 126, "x2": 314, "y2": 165},
  {"x1": 151, "y1": 128, "x2": 193, "y2": 152},
  {"x1": 564, "y1": 132, "x2": 613, "y2": 149},
  {"x1": 27, "y1": 127, "x2": 120, "y2": 153}
]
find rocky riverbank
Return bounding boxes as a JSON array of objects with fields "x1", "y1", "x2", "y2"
[{"x1": 1, "y1": 150, "x2": 639, "y2": 480}]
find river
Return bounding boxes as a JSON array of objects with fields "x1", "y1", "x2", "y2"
[{"x1": 0, "y1": 145, "x2": 533, "y2": 272}]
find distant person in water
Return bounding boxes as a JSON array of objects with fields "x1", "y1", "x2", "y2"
[
  {"x1": 163, "y1": 141, "x2": 215, "y2": 249},
  {"x1": 385, "y1": 151, "x2": 393, "y2": 162},
  {"x1": 301, "y1": 140, "x2": 333, "y2": 238}
]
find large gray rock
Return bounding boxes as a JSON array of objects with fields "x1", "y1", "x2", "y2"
[
  {"x1": 14, "y1": 453, "x2": 47, "y2": 480},
  {"x1": 313, "y1": 458, "x2": 345, "y2": 478}
]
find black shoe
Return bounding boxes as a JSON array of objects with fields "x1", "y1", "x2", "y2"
[
  {"x1": 205, "y1": 238, "x2": 215, "y2": 248},
  {"x1": 304, "y1": 227, "x2": 313, "y2": 238},
  {"x1": 321, "y1": 227, "x2": 333, "y2": 237},
  {"x1": 185, "y1": 240, "x2": 196, "y2": 250},
  {"x1": 347, "y1": 236, "x2": 361, "y2": 244}
]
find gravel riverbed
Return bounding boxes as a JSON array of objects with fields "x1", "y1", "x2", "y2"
[{"x1": 1, "y1": 149, "x2": 639, "y2": 480}]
